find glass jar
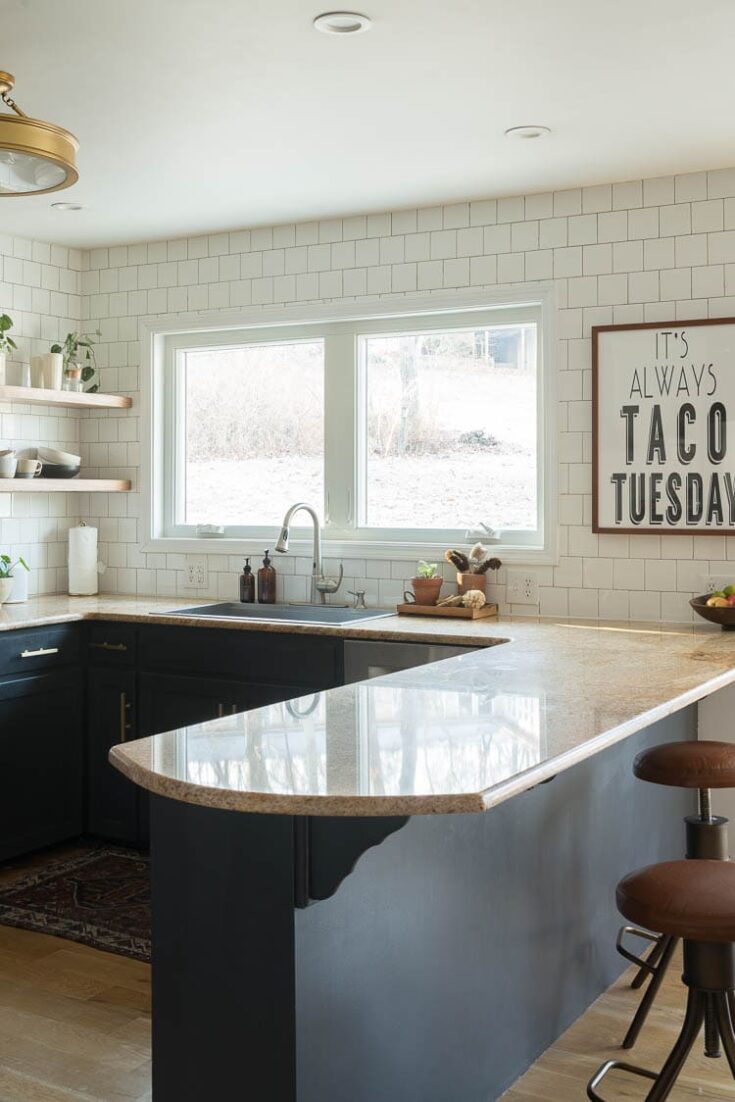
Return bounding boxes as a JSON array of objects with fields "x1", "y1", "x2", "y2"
[{"x1": 62, "y1": 363, "x2": 83, "y2": 393}]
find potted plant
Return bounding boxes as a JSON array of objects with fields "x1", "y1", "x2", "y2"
[
  {"x1": 0, "y1": 554, "x2": 28, "y2": 605},
  {"x1": 51, "y1": 329, "x2": 101, "y2": 393},
  {"x1": 445, "y1": 545, "x2": 502, "y2": 596},
  {"x1": 0, "y1": 314, "x2": 17, "y2": 385},
  {"x1": 410, "y1": 561, "x2": 444, "y2": 606}
]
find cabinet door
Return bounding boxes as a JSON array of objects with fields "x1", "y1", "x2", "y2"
[
  {"x1": 87, "y1": 667, "x2": 138, "y2": 843},
  {"x1": 0, "y1": 671, "x2": 83, "y2": 861},
  {"x1": 137, "y1": 673, "x2": 287, "y2": 738}
]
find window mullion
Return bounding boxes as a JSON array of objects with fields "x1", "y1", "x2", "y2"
[{"x1": 324, "y1": 331, "x2": 357, "y2": 534}]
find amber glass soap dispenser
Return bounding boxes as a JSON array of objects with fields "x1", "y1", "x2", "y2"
[
  {"x1": 257, "y1": 550, "x2": 276, "y2": 604},
  {"x1": 239, "y1": 558, "x2": 255, "y2": 603}
]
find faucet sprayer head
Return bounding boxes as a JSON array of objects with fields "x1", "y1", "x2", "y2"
[{"x1": 275, "y1": 527, "x2": 289, "y2": 553}]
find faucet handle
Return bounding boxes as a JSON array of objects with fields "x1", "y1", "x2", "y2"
[{"x1": 348, "y1": 589, "x2": 367, "y2": 609}]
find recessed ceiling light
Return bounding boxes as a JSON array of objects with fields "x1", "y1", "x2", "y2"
[
  {"x1": 50, "y1": 201, "x2": 82, "y2": 211},
  {"x1": 504, "y1": 125, "x2": 551, "y2": 141},
  {"x1": 313, "y1": 11, "x2": 371, "y2": 34}
]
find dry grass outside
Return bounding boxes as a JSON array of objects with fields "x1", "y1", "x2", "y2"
[{"x1": 181, "y1": 327, "x2": 538, "y2": 531}]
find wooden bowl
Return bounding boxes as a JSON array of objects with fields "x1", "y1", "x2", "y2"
[{"x1": 690, "y1": 594, "x2": 735, "y2": 630}]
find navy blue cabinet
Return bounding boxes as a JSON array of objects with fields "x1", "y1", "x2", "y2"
[
  {"x1": 86, "y1": 666, "x2": 138, "y2": 843},
  {"x1": 3, "y1": 621, "x2": 344, "y2": 856},
  {"x1": 0, "y1": 670, "x2": 83, "y2": 861}
]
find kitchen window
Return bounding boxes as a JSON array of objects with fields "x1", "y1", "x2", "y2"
[{"x1": 148, "y1": 290, "x2": 555, "y2": 557}]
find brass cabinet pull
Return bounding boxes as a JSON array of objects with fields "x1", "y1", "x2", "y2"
[
  {"x1": 20, "y1": 646, "x2": 59, "y2": 658},
  {"x1": 119, "y1": 691, "x2": 133, "y2": 742},
  {"x1": 91, "y1": 641, "x2": 128, "y2": 652},
  {"x1": 216, "y1": 703, "x2": 239, "y2": 718}
]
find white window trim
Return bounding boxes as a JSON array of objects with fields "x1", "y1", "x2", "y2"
[{"x1": 140, "y1": 285, "x2": 559, "y2": 564}]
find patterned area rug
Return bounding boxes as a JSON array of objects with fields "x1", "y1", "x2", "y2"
[{"x1": 0, "y1": 844, "x2": 150, "y2": 962}]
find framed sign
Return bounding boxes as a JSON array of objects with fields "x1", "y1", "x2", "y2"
[{"x1": 593, "y1": 318, "x2": 735, "y2": 535}]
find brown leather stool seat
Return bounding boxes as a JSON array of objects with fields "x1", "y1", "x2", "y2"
[
  {"x1": 634, "y1": 740, "x2": 735, "y2": 789},
  {"x1": 617, "y1": 860, "x2": 735, "y2": 943}
]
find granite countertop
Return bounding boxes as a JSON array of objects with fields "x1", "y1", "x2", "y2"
[
  {"x1": 0, "y1": 593, "x2": 512, "y2": 646},
  {"x1": 109, "y1": 613, "x2": 735, "y2": 818},
  {"x1": 5, "y1": 595, "x2": 734, "y2": 818}
]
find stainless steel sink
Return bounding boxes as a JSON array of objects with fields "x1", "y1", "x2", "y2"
[{"x1": 157, "y1": 602, "x2": 393, "y2": 627}]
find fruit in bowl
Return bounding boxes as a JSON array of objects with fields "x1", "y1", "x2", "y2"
[{"x1": 691, "y1": 588, "x2": 735, "y2": 629}]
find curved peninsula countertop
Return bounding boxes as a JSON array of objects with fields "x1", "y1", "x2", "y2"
[{"x1": 110, "y1": 616, "x2": 735, "y2": 817}]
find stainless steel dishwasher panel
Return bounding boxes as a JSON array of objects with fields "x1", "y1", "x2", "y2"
[{"x1": 342, "y1": 639, "x2": 480, "y2": 684}]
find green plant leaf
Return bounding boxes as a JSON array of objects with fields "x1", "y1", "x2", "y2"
[{"x1": 81, "y1": 365, "x2": 94, "y2": 381}]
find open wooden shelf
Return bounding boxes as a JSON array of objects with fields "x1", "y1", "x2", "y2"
[
  {"x1": 0, "y1": 479, "x2": 131, "y2": 492},
  {"x1": 0, "y1": 385, "x2": 132, "y2": 410}
]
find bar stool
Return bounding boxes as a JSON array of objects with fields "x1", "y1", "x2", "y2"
[
  {"x1": 616, "y1": 740, "x2": 735, "y2": 1049},
  {"x1": 588, "y1": 859, "x2": 735, "y2": 1101}
]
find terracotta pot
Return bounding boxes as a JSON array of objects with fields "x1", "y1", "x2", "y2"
[
  {"x1": 410, "y1": 576, "x2": 443, "y2": 606},
  {"x1": 457, "y1": 572, "x2": 487, "y2": 597}
]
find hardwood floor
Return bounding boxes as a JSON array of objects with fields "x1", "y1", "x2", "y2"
[
  {"x1": 0, "y1": 844, "x2": 150, "y2": 1102},
  {"x1": 503, "y1": 949, "x2": 735, "y2": 1101},
  {"x1": 0, "y1": 925, "x2": 150, "y2": 1101},
  {"x1": 0, "y1": 911, "x2": 730, "y2": 1100}
]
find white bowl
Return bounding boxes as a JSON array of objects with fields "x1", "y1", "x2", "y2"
[{"x1": 37, "y1": 446, "x2": 82, "y2": 466}]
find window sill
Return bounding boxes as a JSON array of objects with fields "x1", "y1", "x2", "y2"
[{"x1": 142, "y1": 535, "x2": 558, "y2": 566}]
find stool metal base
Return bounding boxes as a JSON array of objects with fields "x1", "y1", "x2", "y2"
[{"x1": 589, "y1": 941, "x2": 735, "y2": 1102}]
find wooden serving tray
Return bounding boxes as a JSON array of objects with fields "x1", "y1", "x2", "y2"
[{"x1": 396, "y1": 602, "x2": 498, "y2": 620}]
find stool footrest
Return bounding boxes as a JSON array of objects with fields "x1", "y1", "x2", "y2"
[
  {"x1": 587, "y1": 1059, "x2": 657, "y2": 1101},
  {"x1": 616, "y1": 925, "x2": 662, "y2": 975}
]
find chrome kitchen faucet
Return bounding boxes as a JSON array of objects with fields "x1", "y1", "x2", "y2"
[{"x1": 275, "y1": 502, "x2": 343, "y2": 605}]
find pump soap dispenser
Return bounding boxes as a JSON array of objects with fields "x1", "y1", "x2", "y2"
[
  {"x1": 240, "y1": 558, "x2": 255, "y2": 603},
  {"x1": 257, "y1": 550, "x2": 276, "y2": 604}
]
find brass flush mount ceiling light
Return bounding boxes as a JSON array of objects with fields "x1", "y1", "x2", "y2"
[{"x1": 0, "y1": 71, "x2": 78, "y2": 196}]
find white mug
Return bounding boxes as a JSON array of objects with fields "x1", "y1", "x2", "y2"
[
  {"x1": 15, "y1": 458, "x2": 42, "y2": 478},
  {"x1": 0, "y1": 455, "x2": 17, "y2": 478}
]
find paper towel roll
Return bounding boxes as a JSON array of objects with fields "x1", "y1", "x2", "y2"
[{"x1": 68, "y1": 524, "x2": 99, "y2": 595}]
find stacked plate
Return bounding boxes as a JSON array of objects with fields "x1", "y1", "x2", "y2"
[{"x1": 37, "y1": 447, "x2": 81, "y2": 479}]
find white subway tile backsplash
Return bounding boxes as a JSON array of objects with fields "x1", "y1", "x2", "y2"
[{"x1": 4, "y1": 165, "x2": 735, "y2": 618}]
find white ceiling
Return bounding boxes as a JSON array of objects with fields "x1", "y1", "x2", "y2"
[{"x1": 2, "y1": 0, "x2": 735, "y2": 248}]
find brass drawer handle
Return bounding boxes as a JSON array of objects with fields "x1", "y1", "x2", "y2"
[
  {"x1": 119, "y1": 691, "x2": 133, "y2": 742},
  {"x1": 91, "y1": 641, "x2": 128, "y2": 652},
  {"x1": 20, "y1": 647, "x2": 59, "y2": 658}
]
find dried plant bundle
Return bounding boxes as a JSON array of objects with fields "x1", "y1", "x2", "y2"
[
  {"x1": 474, "y1": 556, "x2": 502, "y2": 575},
  {"x1": 444, "y1": 548, "x2": 470, "y2": 572}
]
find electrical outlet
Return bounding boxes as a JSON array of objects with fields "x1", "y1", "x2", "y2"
[
  {"x1": 184, "y1": 556, "x2": 208, "y2": 590},
  {"x1": 506, "y1": 570, "x2": 539, "y2": 605},
  {"x1": 705, "y1": 575, "x2": 733, "y2": 594}
]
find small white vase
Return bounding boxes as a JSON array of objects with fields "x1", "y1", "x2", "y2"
[
  {"x1": 6, "y1": 568, "x2": 28, "y2": 604},
  {"x1": 0, "y1": 352, "x2": 6, "y2": 386},
  {"x1": 0, "y1": 578, "x2": 14, "y2": 604},
  {"x1": 30, "y1": 355, "x2": 46, "y2": 387}
]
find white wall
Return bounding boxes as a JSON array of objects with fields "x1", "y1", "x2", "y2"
[
  {"x1": 0, "y1": 236, "x2": 83, "y2": 594},
  {"x1": 12, "y1": 165, "x2": 735, "y2": 614}
]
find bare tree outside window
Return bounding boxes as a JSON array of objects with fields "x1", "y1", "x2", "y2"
[{"x1": 364, "y1": 324, "x2": 537, "y2": 530}]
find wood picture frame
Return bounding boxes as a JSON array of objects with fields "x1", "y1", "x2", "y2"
[{"x1": 592, "y1": 317, "x2": 735, "y2": 535}]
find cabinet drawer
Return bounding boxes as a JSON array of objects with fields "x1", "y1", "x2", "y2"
[
  {"x1": 139, "y1": 625, "x2": 342, "y2": 689},
  {"x1": 86, "y1": 622, "x2": 136, "y2": 667},
  {"x1": 0, "y1": 624, "x2": 80, "y2": 680}
]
